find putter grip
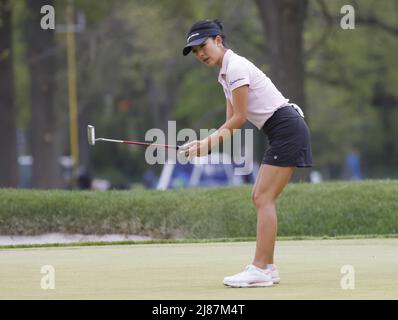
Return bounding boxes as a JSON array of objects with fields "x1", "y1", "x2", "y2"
[
  {"x1": 177, "y1": 145, "x2": 211, "y2": 157},
  {"x1": 177, "y1": 146, "x2": 190, "y2": 157}
]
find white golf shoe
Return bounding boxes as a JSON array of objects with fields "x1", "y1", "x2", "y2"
[
  {"x1": 223, "y1": 264, "x2": 274, "y2": 288},
  {"x1": 267, "y1": 265, "x2": 280, "y2": 284}
]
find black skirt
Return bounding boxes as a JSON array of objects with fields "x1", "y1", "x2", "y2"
[{"x1": 262, "y1": 105, "x2": 313, "y2": 167}]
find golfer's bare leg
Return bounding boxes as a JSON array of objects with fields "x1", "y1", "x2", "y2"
[{"x1": 251, "y1": 164, "x2": 294, "y2": 268}]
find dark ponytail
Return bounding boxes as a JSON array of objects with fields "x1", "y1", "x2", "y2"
[
  {"x1": 213, "y1": 19, "x2": 224, "y2": 32},
  {"x1": 183, "y1": 19, "x2": 228, "y2": 55},
  {"x1": 211, "y1": 19, "x2": 227, "y2": 47}
]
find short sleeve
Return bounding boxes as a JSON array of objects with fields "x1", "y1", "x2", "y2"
[{"x1": 226, "y1": 62, "x2": 250, "y2": 91}]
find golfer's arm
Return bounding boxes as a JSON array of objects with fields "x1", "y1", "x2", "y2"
[
  {"x1": 207, "y1": 85, "x2": 248, "y2": 148},
  {"x1": 226, "y1": 98, "x2": 233, "y2": 121}
]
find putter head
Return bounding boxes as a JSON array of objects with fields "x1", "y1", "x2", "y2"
[{"x1": 87, "y1": 125, "x2": 95, "y2": 145}]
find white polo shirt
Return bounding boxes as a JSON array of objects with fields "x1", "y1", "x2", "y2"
[{"x1": 218, "y1": 49, "x2": 289, "y2": 129}]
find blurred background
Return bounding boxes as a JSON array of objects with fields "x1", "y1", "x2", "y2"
[{"x1": 1, "y1": 0, "x2": 397, "y2": 190}]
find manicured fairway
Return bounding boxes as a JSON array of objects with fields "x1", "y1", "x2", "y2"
[{"x1": 1, "y1": 239, "x2": 397, "y2": 299}]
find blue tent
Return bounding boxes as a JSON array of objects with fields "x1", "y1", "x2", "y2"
[{"x1": 156, "y1": 152, "x2": 258, "y2": 190}]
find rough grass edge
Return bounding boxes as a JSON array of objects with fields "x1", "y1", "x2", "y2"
[{"x1": 1, "y1": 233, "x2": 398, "y2": 250}]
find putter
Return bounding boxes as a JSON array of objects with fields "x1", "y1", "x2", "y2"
[{"x1": 87, "y1": 125, "x2": 189, "y2": 156}]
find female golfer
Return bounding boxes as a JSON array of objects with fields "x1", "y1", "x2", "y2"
[{"x1": 180, "y1": 19, "x2": 313, "y2": 287}]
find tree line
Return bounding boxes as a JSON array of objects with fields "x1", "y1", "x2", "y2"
[{"x1": 1, "y1": 0, "x2": 397, "y2": 188}]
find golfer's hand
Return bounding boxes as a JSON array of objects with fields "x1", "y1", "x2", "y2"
[{"x1": 179, "y1": 140, "x2": 209, "y2": 160}]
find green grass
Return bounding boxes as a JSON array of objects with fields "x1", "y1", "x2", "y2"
[
  {"x1": 1, "y1": 233, "x2": 398, "y2": 250},
  {"x1": 0, "y1": 179, "x2": 397, "y2": 238},
  {"x1": 1, "y1": 238, "x2": 398, "y2": 299}
]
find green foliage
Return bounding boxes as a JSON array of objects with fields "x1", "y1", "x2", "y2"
[
  {"x1": 10, "y1": 0, "x2": 398, "y2": 184},
  {"x1": 72, "y1": 0, "x2": 117, "y2": 25},
  {"x1": 1, "y1": 180, "x2": 397, "y2": 238},
  {"x1": 175, "y1": 68, "x2": 225, "y2": 129},
  {"x1": 11, "y1": 0, "x2": 30, "y2": 129},
  {"x1": 305, "y1": 0, "x2": 398, "y2": 177}
]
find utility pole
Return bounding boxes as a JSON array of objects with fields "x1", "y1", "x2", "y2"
[
  {"x1": 66, "y1": 0, "x2": 78, "y2": 184},
  {"x1": 56, "y1": 0, "x2": 85, "y2": 187}
]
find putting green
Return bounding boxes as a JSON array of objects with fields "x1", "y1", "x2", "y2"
[{"x1": 1, "y1": 239, "x2": 397, "y2": 299}]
